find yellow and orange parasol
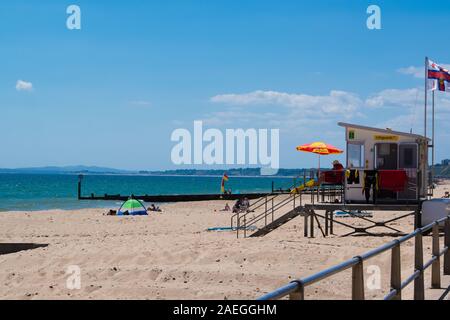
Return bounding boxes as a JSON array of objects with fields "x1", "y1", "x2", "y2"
[
  {"x1": 296, "y1": 142, "x2": 343, "y2": 182},
  {"x1": 296, "y1": 142, "x2": 343, "y2": 155}
]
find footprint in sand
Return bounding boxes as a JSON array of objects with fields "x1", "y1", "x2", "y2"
[
  {"x1": 84, "y1": 284, "x2": 102, "y2": 294},
  {"x1": 148, "y1": 268, "x2": 163, "y2": 281}
]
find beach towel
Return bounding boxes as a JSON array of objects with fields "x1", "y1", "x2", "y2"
[{"x1": 378, "y1": 170, "x2": 408, "y2": 192}]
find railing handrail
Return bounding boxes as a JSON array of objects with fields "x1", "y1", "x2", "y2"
[
  {"x1": 258, "y1": 214, "x2": 450, "y2": 300},
  {"x1": 241, "y1": 185, "x2": 343, "y2": 229},
  {"x1": 230, "y1": 175, "x2": 308, "y2": 230},
  {"x1": 234, "y1": 184, "x2": 344, "y2": 238},
  {"x1": 231, "y1": 175, "x2": 305, "y2": 228},
  {"x1": 241, "y1": 193, "x2": 298, "y2": 230},
  {"x1": 230, "y1": 193, "x2": 279, "y2": 228}
]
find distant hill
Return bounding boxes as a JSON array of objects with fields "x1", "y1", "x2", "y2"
[
  {"x1": 145, "y1": 168, "x2": 313, "y2": 177},
  {"x1": 0, "y1": 166, "x2": 134, "y2": 175}
]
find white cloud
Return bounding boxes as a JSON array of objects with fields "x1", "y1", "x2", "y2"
[
  {"x1": 207, "y1": 87, "x2": 450, "y2": 137},
  {"x1": 365, "y1": 88, "x2": 421, "y2": 108},
  {"x1": 205, "y1": 90, "x2": 367, "y2": 137},
  {"x1": 211, "y1": 90, "x2": 362, "y2": 118},
  {"x1": 15, "y1": 80, "x2": 33, "y2": 92}
]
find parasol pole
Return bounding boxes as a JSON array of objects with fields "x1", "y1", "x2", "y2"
[{"x1": 318, "y1": 154, "x2": 321, "y2": 185}]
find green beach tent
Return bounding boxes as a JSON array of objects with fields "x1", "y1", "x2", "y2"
[{"x1": 118, "y1": 198, "x2": 148, "y2": 216}]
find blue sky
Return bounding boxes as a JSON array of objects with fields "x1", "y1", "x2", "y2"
[{"x1": 1, "y1": 0, "x2": 449, "y2": 170}]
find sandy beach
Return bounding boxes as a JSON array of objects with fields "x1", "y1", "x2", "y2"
[{"x1": 0, "y1": 182, "x2": 449, "y2": 300}]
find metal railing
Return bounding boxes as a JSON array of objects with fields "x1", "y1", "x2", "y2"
[
  {"x1": 230, "y1": 193, "x2": 280, "y2": 230},
  {"x1": 259, "y1": 215, "x2": 450, "y2": 300},
  {"x1": 232, "y1": 184, "x2": 344, "y2": 238},
  {"x1": 238, "y1": 192, "x2": 303, "y2": 238},
  {"x1": 230, "y1": 174, "x2": 311, "y2": 235}
]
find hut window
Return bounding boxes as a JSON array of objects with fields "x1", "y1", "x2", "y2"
[
  {"x1": 348, "y1": 143, "x2": 364, "y2": 168},
  {"x1": 399, "y1": 144, "x2": 418, "y2": 169}
]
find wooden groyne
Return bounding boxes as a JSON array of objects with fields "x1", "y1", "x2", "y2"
[
  {"x1": 77, "y1": 175, "x2": 277, "y2": 203},
  {"x1": 78, "y1": 192, "x2": 272, "y2": 203}
]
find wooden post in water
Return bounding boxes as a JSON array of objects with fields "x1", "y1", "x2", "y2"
[
  {"x1": 77, "y1": 174, "x2": 83, "y2": 199},
  {"x1": 431, "y1": 224, "x2": 441, "y2": 289}
]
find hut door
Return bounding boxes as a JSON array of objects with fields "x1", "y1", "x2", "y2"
[
  {"x1": 375, "y1": 143, "x2": 398, "y2": 170},
  {"x1": 398, "y1": 144, "x2": 418, "y2": 200}
]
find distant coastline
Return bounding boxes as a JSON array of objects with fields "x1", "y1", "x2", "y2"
[
  {"x1": 2, "y1": 164, "x2": 450, "y2": 178},
  {"x1": 0, "y1": 166, "x2": 312, "y2": 177}
]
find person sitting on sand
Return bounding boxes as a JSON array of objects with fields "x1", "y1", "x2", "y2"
[
  {"x1": 148, "y1": 204, "x2": 163, "y2": 213},
  {"x1": 220, "y1": 203, "x2": 231, "y2": 212},
  {"x1": 105, "y1": 209, "x2": 117, "y2": 216},
  {"x1": 232, "y1": 199, "x2": 242, "y2": 213},
  {"x1": 242, "y1": 197, "x2": 250, "y2": 211}
]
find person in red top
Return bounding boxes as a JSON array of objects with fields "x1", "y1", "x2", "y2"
[
  {"x1": 321, "y1": 160, "x2": 344, "y2": 185},
  {"x1": 332, "y1": 160, "x2": 344, "y2": 171}
]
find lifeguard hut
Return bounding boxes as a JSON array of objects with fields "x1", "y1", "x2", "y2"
[
  {"x1": 233, "y1": 122, "x2": 433, "y2": 238},
  {"x1": 338, "y1": 122, "x2": 430, "y2": 204}
]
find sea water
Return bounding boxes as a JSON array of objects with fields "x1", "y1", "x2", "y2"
[{"x1": 0, "y1": 174, "x2": 298, "y2": 211}]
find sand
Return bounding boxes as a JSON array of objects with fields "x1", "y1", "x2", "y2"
[{"x1": 0, "y1": 182, "x2": 449, "y2": 300}]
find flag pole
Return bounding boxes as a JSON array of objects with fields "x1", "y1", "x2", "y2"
[
  {"x1": 424, "y1": 57, "x2": 429, "y2": 196},
  {"x1": 432, "y1": 90, "x2": 435, "y2": 194},
  {"x1": 424, "y1": 57, "x2": 428, "y2": 139}
]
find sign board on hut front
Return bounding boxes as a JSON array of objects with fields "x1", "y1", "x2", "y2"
[{"x1": 373, "y1": 135, "x2": 399, "y2": 141}]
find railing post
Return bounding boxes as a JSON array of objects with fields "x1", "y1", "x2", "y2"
[
  {"x1": 445, "y1": 218, "x2": 450, "y2": 276},
  {"x1": 390, "y1": 242, "x2": 402, "y2": 300},
  {"x1": 304, "y1": 211, "x2": 309, "y2": 237},
  {"x1": 325, "y1": 211, "x2": 329, "y2": 237},
  {"x1": 236, "y1": 213, "x2": 240, "y2": 239},
  {"x1": 289, "y1": 282, "x2": 305, "y2": 300},
  {"x1": 414, "y1": 232, "x2": 425, "y2": 300},
  {"x1": 310, "y1": 211, "x2": 315, "y2": 238},
  {"x1": 352, "y1": 257, "x2": 365, "y2": 300},
  {"x1": 431, "y1": 224, "x2": 441, "y2": 289},
  {"x1": 330, "y1": 210, "x2": 334, "y2": 235},
  {"x1": 271, "y1": 198, "x2": 274, "y2": 222},
  {"x1": 414, "y1": 208, "x2": 422, "y2": 230},
  {"x1": 244, "y1": 216, "x2": 247, "y2": 238},
  {"x1": 264, "y1": 196, "x2": 268, "y2": 225},
  {"x1": 265, "y1": 202, "x2": 267, "y2": 227},
  {"x1": 293, "y1": 193, "x2": 296, "y2": 211}
]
